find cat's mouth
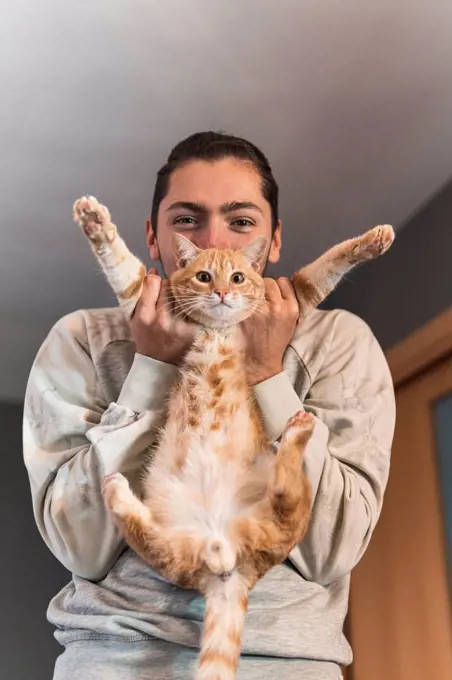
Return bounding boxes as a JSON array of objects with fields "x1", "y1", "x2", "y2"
[
  {"x1": 188, "y1": 301, "x2": 254, "y2": 329},
  {"x1": 201, "y1": 300, "x2": 243, "y2": 325},
  {"x1": 208, "y1": 302, "x2": 236, "y2": 316},
  {"x1": 212, "y1": 300, "x2": 232, "y2": 308}
]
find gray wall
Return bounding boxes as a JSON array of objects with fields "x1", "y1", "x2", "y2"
[
  {"x1": 323, "y1": 178, "x2": 452, "y2": 349},
  {"x1": 1, "y1": 402, "x2": 69, "y2": 680},
  {"x1": 323, "y1": 178, "x2": 452, "y2": 596}
]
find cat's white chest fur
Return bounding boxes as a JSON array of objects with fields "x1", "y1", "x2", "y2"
[{"x1": 141, "y1": 334, "x2": 268, "y2": 539}]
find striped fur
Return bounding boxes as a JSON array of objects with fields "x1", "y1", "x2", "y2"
[{"x1": 197, "y1": 575, "x2": 248, "y2": 680}]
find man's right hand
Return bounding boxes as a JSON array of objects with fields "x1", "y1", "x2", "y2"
[{"x1": 130, "y1": 268, "x2": 196, "y2": 366}]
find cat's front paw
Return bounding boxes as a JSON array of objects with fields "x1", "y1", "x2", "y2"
[
  {"x1": 353, "y1": 224, "x2": 395, "y2": 261},
  {"x1": 73, "y1": 195, "x2": 116, "y2": 244}
]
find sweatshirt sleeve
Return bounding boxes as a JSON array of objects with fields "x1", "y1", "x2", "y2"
[
  {"x1": 22, "y1": 312, "x2": 178, "y2": 581},
  {"x1": 252, "y1": 311, "x2": 396, "y2": 586}
]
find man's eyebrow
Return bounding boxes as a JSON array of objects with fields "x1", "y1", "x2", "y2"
[
  {"x1": 166, "y1": 201, "x2": 263, "y2": 214},
  {"x1": 220, "y1": 201, "x2": 263, "y2": 214},
  {"x1": 166, "y1": 201, "x2": 208, "y2": 213}
]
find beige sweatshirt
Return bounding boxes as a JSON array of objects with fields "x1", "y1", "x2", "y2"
[{"x1": 22, "y1": 305, "x2": 395, "y2": 675}]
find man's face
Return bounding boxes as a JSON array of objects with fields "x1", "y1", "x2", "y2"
[{"x1": 146, "y1": 158, "x2": 282, "y2": 277}]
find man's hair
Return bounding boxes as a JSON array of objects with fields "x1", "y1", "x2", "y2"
[{"x1": 150, "y1": 131, "x2": 279, "y2": 234}]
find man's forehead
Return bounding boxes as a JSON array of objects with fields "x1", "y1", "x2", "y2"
[{"x1": 163, "y1": 159, "x2": 266, "y2": 206}]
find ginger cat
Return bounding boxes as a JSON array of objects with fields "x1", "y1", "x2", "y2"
[{"x1": 73, "y1": 196, "x2": 394, "y2": 680}]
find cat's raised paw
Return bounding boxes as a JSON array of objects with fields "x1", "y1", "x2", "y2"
[
  {"x1": 73, "y1": 195, "x2": 116, "y2": 245},
  {"x1": 351, "y1": 224, "x2": 395, "y2": 262},
  {"x1": 281, "y1": 411, "x2": 315, "y2": 444}
]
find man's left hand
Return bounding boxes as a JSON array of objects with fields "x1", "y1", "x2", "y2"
[{"x1": 240, "y1": 277, "x2": 299, "y2": 386}]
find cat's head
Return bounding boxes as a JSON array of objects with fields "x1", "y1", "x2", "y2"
[{"x1": 169, "y1": 234, "x2": 267, "y2": 329}]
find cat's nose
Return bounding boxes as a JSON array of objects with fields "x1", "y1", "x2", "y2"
[{"x1": 214, "y1": 290, "x2": 226, "y2": 301}]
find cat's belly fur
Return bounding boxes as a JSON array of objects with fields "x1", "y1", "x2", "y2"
[
  {"x1": 139, "y1": 333, "x2": 271, "y2": 545},
  {"x1": 142, "y1": 403, "x2": 271, "y2": 539}
]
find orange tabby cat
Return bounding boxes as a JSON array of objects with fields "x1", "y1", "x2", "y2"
[{"x1": 73, "y1": 196, "x2": 394, "y2": 680}]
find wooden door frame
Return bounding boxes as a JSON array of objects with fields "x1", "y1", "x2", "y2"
[
  {"x1": 345, "y1": 306, "x2": 452, "y2": 680},
  {"x1": 385, "y1": 306, "x2": 452, "y2": 387}
]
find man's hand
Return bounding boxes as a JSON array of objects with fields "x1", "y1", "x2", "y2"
[
  {"x1": 240, "y1": 277, "x2": 299, "y2": 386},
  {"x1": 130, "y1": 269, "x2": 196, "y2": 365}
]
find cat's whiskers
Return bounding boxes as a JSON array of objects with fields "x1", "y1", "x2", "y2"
[
  {"x1": 171, "y1": 300, "x2": 206, "y2": 322},
  {"x1": 159, "y1": 299, "x2": 200, "y2": 313},
  {"x1": 157, "y1": 295, "x2": 201, "y2": 313},
  {"x1": 172, "y1": 298, "x2": 204, "y2": 314}
]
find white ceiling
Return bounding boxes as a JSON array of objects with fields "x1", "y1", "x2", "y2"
[{"x1": 1, "y1": 0, "x2": 452, "y2": 402}]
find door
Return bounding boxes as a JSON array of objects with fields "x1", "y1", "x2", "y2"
[{"x1": 347, "y1": 352, "x2": 452, "y2": 679}]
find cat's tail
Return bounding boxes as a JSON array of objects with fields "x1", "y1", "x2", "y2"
[{"x1": 196, "y1": 575, "x2": 249, "y2": 680}]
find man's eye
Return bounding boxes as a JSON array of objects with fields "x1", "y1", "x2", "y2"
[
  {"x1": 174, "y1": 217, "x2": 198, "y2": 226},
  {"x1": 196, "y1": 271, "x2": 212, "y2": 283},
  {"x1": 231, "y1": 272, "x2": 245, "y2": 284},
  {"x1": 231, "y1": 219, "x2": 253, "y2": 228}
]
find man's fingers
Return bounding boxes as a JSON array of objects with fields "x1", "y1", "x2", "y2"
[
  {"x1": 277, "y1": 276, "x2": 300, "y2": 319},
  {"x1": 276, "y1": 277, "x2": 295, "y2": 301},
  {"x1": 133, "y1": 269, "x2": 162, "y2": 323},
  {"x1": 156, "y1": 279, "x2": 173, "y2": 313},
  {"x1": 264, "y1": 278, "x2": 282, "y2": 303},
  {"x1": 276, "y1": 277, "x2": 299, "y2": 317},
  {"x1": 264, "y1": 277, "x2": 299, "y2": 319}
]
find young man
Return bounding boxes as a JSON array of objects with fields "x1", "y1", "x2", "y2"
[{"x1": 23, "y1": 132, "x2": 396, "y2": 679}]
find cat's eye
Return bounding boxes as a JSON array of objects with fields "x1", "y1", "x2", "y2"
[
  {"x1": 196, "y1": 271, "x2": 212, "y2": 283},
  {"x1": 231, "y1": 272, "x2": 245, "y2": 284}
]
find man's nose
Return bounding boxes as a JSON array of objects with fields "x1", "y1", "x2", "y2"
[{"x1": 196, "y1": 221, "x2": 229, "y2": 250}]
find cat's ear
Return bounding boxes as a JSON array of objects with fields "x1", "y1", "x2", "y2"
[
  {"x1": 172, "y1": 233, "x2": 200, "y2": 267},
  {"x1": 241, "y1": 236, "x2": 268, "y2": 271}
]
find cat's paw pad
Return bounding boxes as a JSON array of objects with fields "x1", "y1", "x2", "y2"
[
  {"x1": 202, "y1": 538, "x2": 236, "y2": 576},
  {"x1": 354, "y1": 225, "x2": 395, "y2": 260},
  {"x1": 281, "y1": 411, "x2": 314, "y2": 444},
  {"x1": 73, "y1": 195, "x2": 115, "y2": 244},
  {"x1": 102, "y1": 472, "x2": 133, "y2": 515}
]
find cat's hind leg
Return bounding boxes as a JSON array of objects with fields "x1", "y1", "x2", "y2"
[
  {"x1": 103, "y1": 473, "x2": 204, "y2": 583},
  {"x1": 270, "y1": 411, "x2": 313, "y2": 518},
  {"x1": 73, "y1": 196, "x2": 146, "y2": 320},
  {"x1": 231, "y1": 412, "x2": 313, "y2": 561}
]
